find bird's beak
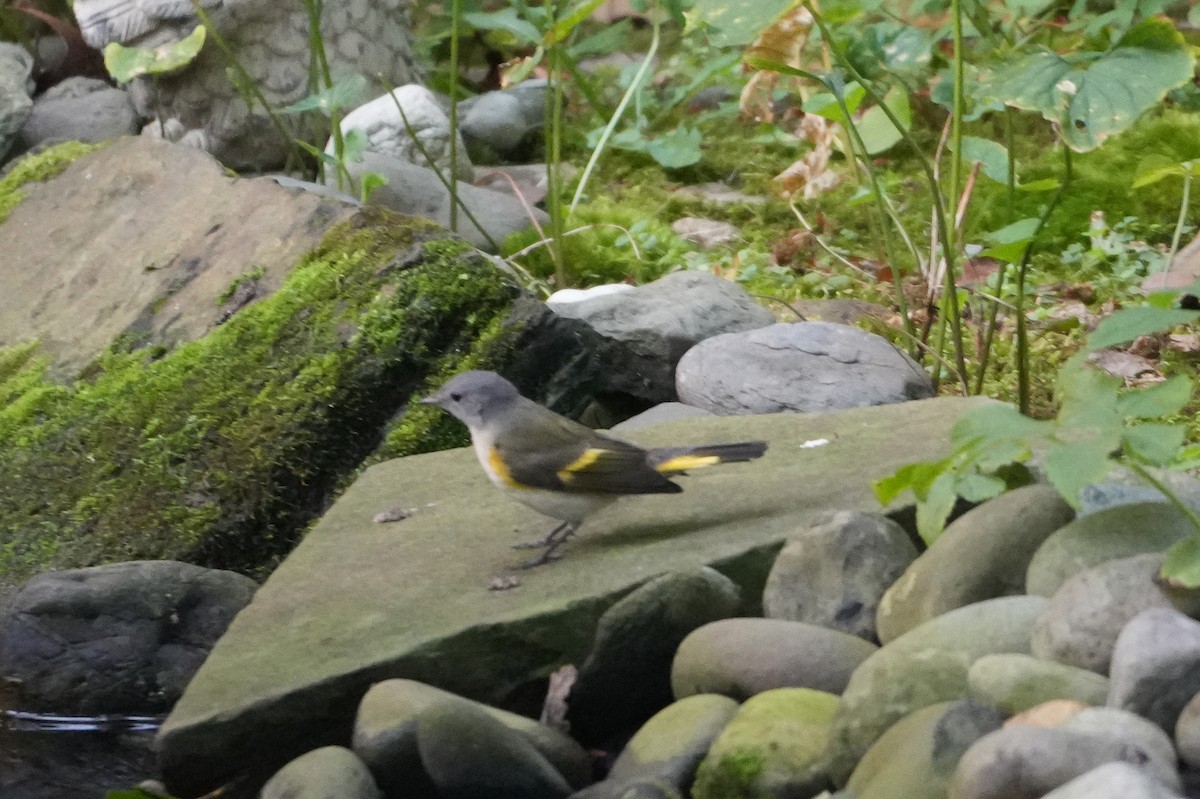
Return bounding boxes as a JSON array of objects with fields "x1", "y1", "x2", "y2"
[{"x1": 418, "y1": 393, "x2": 438, "y2": 407}]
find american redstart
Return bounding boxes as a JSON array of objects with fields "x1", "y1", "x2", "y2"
[{"x1": 421, "y1": 370, "x2": 768, "y2": 566}]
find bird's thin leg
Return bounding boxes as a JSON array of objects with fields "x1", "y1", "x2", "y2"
[
  {"x1": 512, "y1": 521, "x2": 572, "y2": 550},
  {"x1": 513, "y1": 525, "x2": 577, "y2": 569}
]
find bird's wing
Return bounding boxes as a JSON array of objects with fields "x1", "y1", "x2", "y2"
[{"x1": 495, "y1": 409, "x2": 681, "y2": 495}]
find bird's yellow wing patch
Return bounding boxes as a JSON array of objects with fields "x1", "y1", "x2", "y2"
[
  {"x1": 557, "y1": 448, "x2": 606, "y2": 483},
  {"x1": 653, "y1": 454, "x2": 722, "y2": 472},
  {"x1": 487, "y1": 446, "x2": 526, "y2": 489}
]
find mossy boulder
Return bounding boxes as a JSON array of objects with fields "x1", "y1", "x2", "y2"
[{"x1": 0, "y1": 138, "x2": 530, "y2": 589}]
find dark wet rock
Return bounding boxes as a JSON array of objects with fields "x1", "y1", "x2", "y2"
[
  {"x1": 1031, "y1": 553, "x2": 1200, "y2": 675},
  {"x1": 949, "y1": 706, "x2": 1180, "y2": 799},
  {"x1": 692, "y1": 688, "x2": 839, "y2": 799},
  {"x1": 827, "y1": 596, "x2": 1047, "y2": 784},
  {"x1": 877, "y1": 484, "x2": 1073, "y2": 643},
  {"x1": 417, "y1": 700, "x2": 573, "y2": 799},
  {"x1": 967, "y1": 653, "x2": 1109, "y2": 712},
  {"x1": 574, "y1": 694, "x2": 738, "y2": 799},
  {"x1": 17, "y1": 77, "x2": 137, "y2": 152},
  {"x1": 845, "y1": 700, "x2": 1005, "y2": 799},
  {"x1": 261, "y1": 746, "x2": 382, "y2": 799},
  {"x1": 675, "y1": 322, "x2": 934, "y2": 415},
  {"x1": 548, "y1": 271, "x2": 774, "y2": 406},
  {"x1": 671, "y1": 618, "x2": 877, "y2": 701},
  {"x1": 568, "y1": 568, "x2": 741, "y2": 746},
  {"x1": 1026, "y1": 503, "x2": 1197, "y2": 596},
  {"x1": 1108, "y1": 607, "x2": 1200, "y2": 732},
  {"x1": 460, "y1": 86, "x2": 543, "y2": 162},
  {"x1": 0, "y1": 561, "x2": 256, "y2": 713},
  {"x1": 352, "y1": 679, "x2": 590, "y2": 798},
  {"x1": 762, "y1": 510, "x2": 918, "y2": 642}
]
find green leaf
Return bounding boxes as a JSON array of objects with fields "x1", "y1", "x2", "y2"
[
  {"x1": 1086, "y1": 307, "x2": 1200, "y2": 350},
  {"x1": 983, "y1": 217, "x2": 1041, "y2": 245},
  {"x1": 1132, "y1": 156, "x2": 1200, "y2": 189},
  {"x1": 104, "y1": 24, "x2": 206, "y2": 82},
  {"x1": 745, "y1": 55, "x2": 825, "y2": 84},
  {"x1": 845, "y1": 22, "x2": 932, "y2": 81},
  {"x1": 569, "y1": 19, "x2": 633, "y2": 59},
  {"x1": 955, "y1": 472, "x2": 1006, "y2": 503},
  {"x1": 1043, "y1": 437, "x2": 1118, "y2": 507},
  {"x1": 548, "y1": 0, "x2": 608, "y2": 44},
  {"x1": 1015, "y1": 178, "x2": 1060, "y2": 192},
  {"x1": 1116, "y1": 375, "x2": 1194, "y2": 418},
  {"x1": 916, "y1": 470, "x2": 958, "y2": 545},
  {"x1": 284, "y1": 74, "x2": 368, "y2": 117},
  {"x1": 856, "y1": 86, "x2": 911, "y2": 155},
  {"x1": 1162, "y1": 536, "x2": 1200, "y2": 588},
  {"x1": 803, "y1": 83, "x2": 867, "y2": 122},
  {"x1": 976, "y1": 17, "x2": 1195, "y2": 151},
  {"x1": 647, "y1": 126, "x2": 702, "y2": 168},
  {"x1": 872, "y1": 458, "x2": 949, "y2": 505},
  {"x1": 1122, "y1": 423, "x2": 1186, "y2": 466},
  {"x1": 951, "y1": 402, "x2": 1050, "y2": 444},
  {"x1": 955, "y1": 136, "x2": 1010, "y2": 184},
  {"x1": 685, "y1": 0, "x2": 796, "y2": 47},
  {"x1": 462, "y1": 9, "x2": 542, "y2": 44}
]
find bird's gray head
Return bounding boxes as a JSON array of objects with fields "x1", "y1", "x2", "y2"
[{"x1": 420, "y1": 370, "x2": 522, "y2": 429}]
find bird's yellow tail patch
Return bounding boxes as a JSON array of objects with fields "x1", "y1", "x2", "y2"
[{"x1": 653, "y1": 454, "x2": 722, "y2": 472}]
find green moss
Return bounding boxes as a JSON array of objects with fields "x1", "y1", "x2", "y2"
[
  {"x1": 694, "y1": 751, "x2": 767, "y2": 799},
  {"x1": 0, "y1": 207, "x2": 522, "y2": 586},
  {"x1": 0, "y1": 141, "x2": 107, "y2": 224},
  {"x1": 217, "y1": 265, "x2": 266, "y2": 304}
]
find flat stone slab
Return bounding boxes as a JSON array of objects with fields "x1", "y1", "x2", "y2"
[{"x1": 159, "y1": 396, "x2": 995, "y2": 795}]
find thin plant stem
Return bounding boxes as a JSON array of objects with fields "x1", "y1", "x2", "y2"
[
  {"x1": 570, "y1": 18, "x2": 660, "y2": 213},
  {"x1": 544, "y1": 0, "x2": 568, "y2": 285},
  {"x1": 1125, "y1": 459, "x2": 1200, "y2": 535},
  {"x1": 974, "y1": 106, "x2": 1019, "y2": 395},
  {"x1": 448, "y1": 0, "x2": 461, "y2": 231},
  {"x1": 1165, "y1": 170, "x2": 1193, "y2": 271}
]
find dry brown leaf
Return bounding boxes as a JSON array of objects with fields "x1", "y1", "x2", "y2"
[
  {"x1": 773, "y1": 114, "x2": 842, "y2": 200},
  {"x1": 540, "y1": 664, "x2": 577, "y2": 732},
  {"x1": 1168, "y1": 333, "x2": 1200, "y2": 353},
  {"x1": 1087, "y1": 348, "x2": 1162, "y2": 381},
  {"x1": 739, "y1": 6, "x2": 814, "y2": 122}
]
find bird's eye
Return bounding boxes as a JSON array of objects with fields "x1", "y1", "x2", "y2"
[{"x1": 450, "y1": 392, "x2": 462, "y2": 402}]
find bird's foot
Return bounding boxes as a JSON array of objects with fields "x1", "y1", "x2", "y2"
[{"x1": 512, "y1": 522, "x2": 574, "y2": 550}]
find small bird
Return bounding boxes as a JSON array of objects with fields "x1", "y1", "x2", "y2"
[{"x1": 421, "y1": 370, "x2": 768, "y2": 566}]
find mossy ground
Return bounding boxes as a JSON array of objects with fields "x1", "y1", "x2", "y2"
[{"x1": 0, "y1": 207, "x2": 524, "y2": 586}]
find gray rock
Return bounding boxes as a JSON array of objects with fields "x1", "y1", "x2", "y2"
[
  {"x1": 675, "y1": 322, "x2": 934, "y2": 415},
  {"x1": 337, "y1": 150, "x2": 546, "y2": 253},
  {"x1": 602, "y1": 694, "x2": 739, "y2": 795},
  {"x1": 18, "y1": 77, "x2": 138, "y2": 151},
  {"x1": 333, "y1": 84, "x2": 473, "y2": 181},
  {"x1": 1039, "y1": 762, "x2": 1184, "y2": 799},
  {"x1": 877, "y1": 485, "x2": 1073, "y2": 642},
  {"x1": 670, "y1": 218, "x2": 740, "y2": 249},
  {"x1": 73, "y1": 0, "x2": 420, "y2": 169},
  {"x1": 0, "y1": 561, "x2": 256, "y2": 713},
  {"x1": 827, "y1": 596, "x2": 1047, "y2": 784},
  {"x1": 966, "y1": 653, "x2": 1110, "y2": 712},
  {"x1": 261, "y1": 746, "x2": 382, "y2": 799},
  {"x1": 1108, "y1": 607, "x2": 1200, "y2": 733},
  {"x1": 549, "y1": 271, "x2": 774, "y2": 405},
  {"x1": 1031, "y1": 553, "x2": 1200, "y2": 675},
  {"x1": 417, "y1": 700, "x2": 573, "y2": 799},
  {"x1": 1026, "y1": 503, "x2": 1197, "y2": 596},
  {"x1": 0, "y1": 43, "x2": 34, "y2": 162},
  {"x1": 692, "y1": 688, "x2": 840, "y2": 799},
  {"x1": 613, "y1": 403, "x2": 717, "y2": 431},
  {"x1": 461, "y1": 91, "x2": 531, "y2": 160},
  {"x1": 352, "y1": 679, "x2": 590, "y2": 797},
  {"x1": 762, "y1": 510, "x2": 918, "y2": 642},
  {"x1": 568, "y1": 568, "x2": 741, "y2": 745},
  {"x1": 1173, "y1": 689, "x2": 1200, "y2": 769},
  {"x1": 845, "y1": 700, "x2": 1005, "y2": 799},
  {"x1": 671, "y1": 618, "x2": 878, "y2": 701},
  {"x1": 949, "y1": 706, "x2": 1181, "y2": 799},
  {"x1": 156, "y1": 396, "x2": 1004, "y2": 797}
]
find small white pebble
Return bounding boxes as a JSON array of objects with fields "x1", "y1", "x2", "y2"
[{"x1": 800, "y1": 438, "x2": 830, "y2": 449}]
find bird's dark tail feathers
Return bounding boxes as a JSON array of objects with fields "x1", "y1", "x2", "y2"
[{"x1": 648, "y1": 441, "x2": 768, "y2": 474}]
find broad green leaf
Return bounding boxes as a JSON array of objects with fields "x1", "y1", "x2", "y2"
[
  {"x1": 647, "y1": 126, "x2": 703, "y2": 168},
  {"x1": 462, "y1": 9, "x2": 542, "y2": 44},
  {"x1": 548, "y1": 0, "x2": 608, "y2": 44},
  {"x1": 1116, "y1": 375, "x2": 1194, "y2": 418},
  {"x1": 283, "y1": 74, "x2": 367, "y2": 116},
  {"x1": 983, "y1": 217, "x2": 1041, "y2": 245},
  {"x1": 1015, "y1": 178, "x2": 1060, "y2": 192},
  {"x1": 845, "y1": 22, "x2": 933, "y2": 81},
  {"x1": 1132, "y1": 156, "x2": 1200, "y2": 189},
  {"x1": 1056, "y1": 361, "x2": 1122, "y2": 432},
  {"x1": 916, "y1": 470, "x2": 958, "y2": 544},
  {"x1": 104, "y1": 24, "x2": 205, "y2": 82},
  {"x1": 931, "y1": 64, "x2": 1006, "y2": 121},
  {"x1": 955, "y1": 472, "x2": 1006, "y2": 503},
  {"x1": 685, "y1": 0, "x2": 796, "y2": 48},
  {"x1": 951, "y1": 402, "x2": 1049, "y2": 445},
  {"x1": 856, "y1": 86, "x2": 911, "y2": 155},
  {"x1": 872, "y1": 458, "x2": 949, "y2": 505},
  {"x1": 1122, "y1": 423, "x2": 1186, "y2": 465},
  {"x1": 1162, "y1": 536, "x2": 1200, "y2": 588},
  {"x1": 1086, "y1": 307, "x2": 1200, "y2": 351},
  {"x1": 972, "y1": 438, "x2": 1036, "y2": 472},
  {"x1": 803, "y1": 83, "x2": 867, "y2": 122},
  {"x1": 976, "y1": 17, "x2": 1195, "y2": 151},
  {"x1": 1043, "y1": 438, "x2": 1118, "y2": 507},
  {"x1": 569, "y1": 19, "x2": 633, "y2": 59},
  {"x1": 955, "y1": 136, "x2": 1010, "y2": 184}
]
